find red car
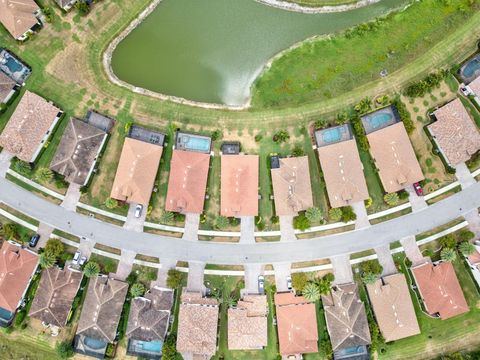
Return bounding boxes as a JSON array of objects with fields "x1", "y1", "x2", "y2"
[{"x1": 413, "y1": 182, "x2": 423, "y2": 196}]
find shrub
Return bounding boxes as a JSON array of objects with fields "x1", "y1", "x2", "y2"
[
  {"x1": 13, "y1": 160, "x2": 32, "y2": 176},
  {"x1": 457, "y1": 229, "x2": 475, "y2": 242},
  {"x1": 398, "y1": 190, "x2": 409, "y2": 200},
  {"x1": 459, "y1": 242, "x2": 475, "y2": 256},
  {"x1": 130, "y1": 283, "x2": 145, "y2": 298},
  {"x1": 364, "y1": 197, "x2": 372, "y2": 208},
  {"x1": 166, "y1": 269, "x2": 183, "y2": 289},
  {"x1": 75, "y1": 1, "x2": 90, "y2": 15},
  {"x1": 354, "y1": 97, "x2": 373, "y2": 115},
  {"x1": 362, "y1": 272, "x2": 379, "y2": 285},
  {"x1": 305, "y1": 207, "x2": 323, "y2": 223},
  {"x1": 83, "y1": 261, "x2": 100, "y2": 278},
  {"x1": 335, "y1": 111, "x2": 349, "y2": 125},
  {"x1": 341, "y1": 206, "x2": 357, "y2": 222},
  {"x1": 302, "y1": 282, "x2": 320, "y2": 302},
  {"x1": 440, "y1": 247, "x2": 457, "y2": 262},
  {"x1": 291, "y1": 145, "x2": 305, "y2": 157},
  {"x1": 293, "y1": 213, "x2": 310, "y2": 231},
  {"x1": 211, "y1": 129, "x2": 222, "y2": 141},
  {"x1": 384, "y1": 192, "x2": 399, "y2": 206},
  {"x1": 254, "y1": 134, "x2": 263, "y2": 142},
  {"x1": 291, "y1": 272, "x2": 308, "y2": 292},
  {"x1": 104, "y1": 198, "x2": 118, "y2": 209},
  {"x1": 313, "y1": 118, "x2": 327, "y2": 129},
  {"x1": 160, "y1": 211, "x2": 174, "y2": 224},
  {"x1": 34, "y1": 167, "x2": 53, "y2": 184},
  {"x1": 360, "y1": 260, "x2": 383, "y2": 276},
  {"x1": 273, "y1": 130, "x2": 290, "y2": 143},
  {"x1": 162, "y1": 334, "x2": 178, "y2": 360},
  {"x1": 440, "y1": 234, "x2": 457, "y2": 249},
  {"x1": 270, "y1": 215, "x2": 279, "y2": 224},
  {"x1": 216, "y1": 216, "x2": 230, "y2": 229},
  {"x1": 56, "y1": 340, "x2": 74, "y2": 359},
  {"x1": 1, "y1": 222, "x2": 18, "y2": 240},
  {"x1": 328, "y1": 208, "x2": 343, "y2": 222},
  {"x1": 351, "y1": 115, "x2": 369, "y2": 151},
  {"x1": 14, "y1": 309, "x2": 26, "y2": 327},
  {"x1": 229, "y1": 217, "x2": 240, "y2": 226},
  {"x1": 392, "y1": 99, "x2": 415, "y2": 133},
  {"x1": 45, "y1": 238, "x2": 64, "y2": 258}
]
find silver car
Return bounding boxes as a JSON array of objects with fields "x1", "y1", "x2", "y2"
[
  {"x1": 134, "y1": 204, "x2": 143, "y2": 218},
  {"x1": 258, "y1": 275, "x2": 265, "y2": 294},
  {"x1": 72, "y1": 250, "x2": 81, "y2": 265}
]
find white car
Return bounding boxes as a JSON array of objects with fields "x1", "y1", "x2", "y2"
[
  {"x1": 286, "y1": 276, "x2": 292, "y2": 291},
  {"x1": 79, "y1": 256, "x2": 87, "y2": 266},
  {"x1": 72, "y1": 250, "x2": 81, "y2": 265},
  {"x1": 134, "y1": 204, "x2": 143, "y2": 218}
]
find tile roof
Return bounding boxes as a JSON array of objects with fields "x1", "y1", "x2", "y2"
[
  {"x1": 0, "y1": 241, "x2": 38, "y2": 312},
  {"x1": 366, "y1": 273, "x2": 420, "y2": 342},
  {"x1": 271, "y1": 156, "x2": 313, "y2": 216},
  {"x1": 275, "y1": 292, "x2": 318, "y2": 356},
  {"x1": 367, "y1": 122, "x2": 424, "y2": 193},
  {"x1": 126, "y1": 287, "x2": 174, "y2": 342},
  {"x1": 220, "y1": 155, "x2": 259, "y2": 217},
  {"x1": 0, "y1": 0, "x2": 39, "y2": 39},
  {"x1": 469, "y1": 76, "x2": 480, "y2": 96},
  {"x1": 50, "y1": 118, "x2": 107, "y2": 185},
  {"x1": 111, "y1": 137, "x2": 163, "y2": 206},
  {"x1": 228, "y1": 295, "x2": 267, "y2": 350},
  {"x1": 76, "y1": 276, "x2": 128, "y2": 343},
  {"x1": 176, "y1": 290, "x2": 219, "y2": 357},
  {"x1": 411, "y1": 262, "x2": 469, "y2": 320},
  {"x1": 317, "y1": 138, "x2": 369, "y2": 208},
  {"x1": 0, "y1": 71, "x2": 16, "y2": 102},
  {"x1": 165, "y1": 150, "x2": 210, "y2": 214},
  {"x1": 322, "y1": 283, "x2": 371, "y2": 352},
  {"x1": 430, "y1": 99, "x2": 480, "y2": 166},
  {"x1": 0, "y1": 90, "x2": 61, "y2": 162},
  {"x1": 29, "y1": 266, "x2": 83, "y2": 328}
]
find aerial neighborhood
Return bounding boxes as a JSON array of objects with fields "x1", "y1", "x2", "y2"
[{"x1": 0, "y1": 0, "x2": 480, "y2": 360}]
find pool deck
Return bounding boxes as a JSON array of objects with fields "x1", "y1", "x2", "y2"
[
  {"x1": 361, "y1": 105, "x2": 400, "y2": 135},
  {"x1": 314, "y1": 124, "x2": 353, "y2": 148},
  {"x1": 175, "y1": 131, "x2": 212, "y2": 154},
  {"x1": 0, "y1": 49, "x2": 31, "y2": 84}
]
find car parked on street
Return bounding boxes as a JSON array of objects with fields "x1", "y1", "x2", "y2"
[
  {"x1": 29, "y1": 234, "x2": 40, "y2": 248},
  {"x1": 258, "y1": 275, "x2": 265, "y2": 294},
  {"x1": 413, "y1": 182, "x2": 423, "y2": 196}
]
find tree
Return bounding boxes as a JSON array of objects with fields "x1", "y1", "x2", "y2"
[
  {"x1": 45, "y1": 238, "x2": 64, "y2": 258},
  {"x1": 316, "y1": 274, "x2": 334, "y2": 295},
  {"x1": 162, "y1": 334, "x2": 178, "y2": 360},
  {"x1": 459, "y1": 241, "x2": 475, "y2": 256},
  {"x1": 104, "y1": 198, "x2": 118, "y2": 209},
  {"x1": 457, "y1": 229, "x2": 475, "y2": 242},
  {"x1": 362, "y1": 272, "x2": 379, "y2": 285},
  {"x1": 160, "y1": 211, "x2": 174, "y2": 224},
  {"x1": 34, "y1": 167, "x2": 53, "y2": 184},
  {"x1": 56, "y1": 340, "x2": 74, "y2": 359},
  {"x1": 341, "y1": 206, "x2": 357, "y2": 222},
  {"x1": 273, "y1": 130, "x2": 290, "y2": 143},
  {"x1": 39, "y1": 251, "x2": 56, "y2": 269},
  {"x1": 440, "y1": 234, "x2": 457, "y2": 249},
  {"x1": 291, "y1": 272, "x2": 308, "y2": 292},
  {"x1": 305, "y1": 207, "x2": 323, "y2": 223},
  {"x1": 360, "y1": 260, "x2": 383, "y2": 276},
  {"x1": 335, "y1": 111, "x2": 349, "y2": 125},
  {"x1": 328, "y1": 208, "x2": 343, "y2": 222},
  {"x1": 313, "y1": 118, "x2": 327, "y2": 129},
  {"x1": 224, "y1": 295, "x2": 238, "y2": 308},
  {"x1": 75, "y1": 0, "x2": 90, "y2": 15},
  {"x1": 441, "y1": 247, "x2": 457, "y2": 263},
  {"x1": 130, "y1": 283, "x2": 145, "y2": 298},
  {"x1": 291, "y1": 145, "x2": 305, "y2": 157},
  {"x1": 293, "y1": 213, "x2": 310, "y2": 231},
  {"x1": 302, "y1": 282, "x2": 320, "y2": 302},
  {"x1": 354, "y1": 97, "x2": 373, "y2": 114},
  {"x1": 384, "y1": 192, "x2": 399, "y2": 206},
  {"x1": 166, "y1": 269, "x2": 183, "y2": 289},
  {"x1": 1, "y1": 222, "x2": 17, "y2": 240},
  {"x1": 84, "y1": 261, "x2": 100, "y2": 278},
  {"x1": 13, "y1": 160, "x2": 32, "y2": 176},
  {"x1": 216, "y1": 216, "x2": 229, "y2": 230}
]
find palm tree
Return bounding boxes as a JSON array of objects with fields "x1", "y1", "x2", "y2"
[
  {"x1": 302, "y1": 282, "x2": 320, "y2": 302},
  {"x1": 160, "y1": 211, "x2": 174, "y2": 224},
  {"x1": 459, "y1": 242, "x2": 476, "y2": 256},
  {"x1": 384, "y1": 192, "x2": 399, "y2": 206},
  {"x1": 130, "y1": 283, "x2": 145, "y2": 298},
  {"x1": 39, "y1": 251, "x2": 56, "y2": 269},
  {"x1": 83, "y1": 261, "x2": 100, "y2": 278},
  {"x1": 328, "y1": 208, "x2": 343, "y2": 222},
  {"x1": 216, "y1": 216, "x2": 229, "y2": 230},
  {"x1": 224, "y1": 295, "x2": 238, "y2": 308},
  {"x1": 441, "y1": 247, "x2": 457, "y2": 263},
  {"x1": 306, "y1": 207, "x2": 323, "y2": 223},
  {"x1": 317, "y1": 278, "x2": 331, "y2": 295},
  {"x1": 13, "y1": 160, "x2": 32, "y2": 176},
  {"x1": 104, "y1": 198, "x2": 118, "y2": 209},
  {"x1": 34, "y1": 167, "x2": 53, "y2": 184},
  {"x1": 0, "y1": 223, "x2": 17, "y2": 240},
  {"x1": 362, "y1": 272, "x2": 378, "y2": 285}
]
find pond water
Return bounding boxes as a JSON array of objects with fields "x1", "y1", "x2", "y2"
[{"x1": 111, "y1": 0, "x2": 408, "y2": 106}]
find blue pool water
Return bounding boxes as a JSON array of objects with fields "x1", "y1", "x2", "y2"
[
  {"x1": 322, "y1": 127, "x2": 343, "y2": 143},
  {"x1": 184, "y1": 136, "x2": 211, "y2": 152},
  {"x1": 463, "y1": 59, "x2": 480, "y2": 78},
  {"x1": 84, "y1": 337, "x2": 107, "y2": 350},
  {"x1": 370, "y1": 112, "x2": 393, "y2": 129},
  {"x1": 5, "y1": 57, "x2": 22, "y2": 73},
  {"x1": 140, "y1": 340, "x2": 162, "y2": 353},
  {"x1": 0, "y1": 307, "x2": 13, "y2": 322}
]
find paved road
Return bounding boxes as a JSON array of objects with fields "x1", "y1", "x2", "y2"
[{"x1": 1, "y1": 177, "x2": 479, "y2": 265}]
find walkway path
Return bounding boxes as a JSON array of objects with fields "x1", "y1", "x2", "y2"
[{"x1": 0, "y1": 151, "x2": 12, "y2": 177}]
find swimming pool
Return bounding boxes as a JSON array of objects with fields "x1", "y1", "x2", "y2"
[
  {"x1": 84, "y1": 337, "x2": 107, "y2": 350},
  {"x1": 182, "y1": 135, "x2": 211, "y2": 152},
  {"x1": 140, "y1": 340, "x2": 162, "y2": 353},
  {"x1": 322, "y1": 127, "x2": 344, "y2": 143},
  {"x1": 4, "y1": 56, "x2": 22, "y2": 74},
  {"x1": 463, "y1": 58, "x2": 480, "y2": 79},
  {"x1": 370, "y1": 112, "x2": 394, "y2": 129}
]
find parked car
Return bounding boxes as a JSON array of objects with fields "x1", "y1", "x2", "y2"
[
  {"x1": 286, "y1": 276, "x2": 292, "y2": 291},
  {"x1": 29, "y1": 234, "x2": 40, "y2": 248},
  {"x1": 460, "y1": 86, "x2": 471, "y2": 96},
  {"x1": 134, "y1": 204, "x2": 143, "y2": 218},
  {"x1": 258, "y1": 275, "x2": 265, "y2": 294},
  {"x1": 79, "y1": 256, "x2": 87, "y2": 266},
  {"x1": 413, "y1": 182, "x2": 423, "y2": 196},
  {"x1": 72, "y1": 250, "x2": 81, "y2": 265}
]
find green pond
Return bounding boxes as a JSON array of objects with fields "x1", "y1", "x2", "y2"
[{"x1": 111, "y1": 0, "x2": 407, "y2": 106}]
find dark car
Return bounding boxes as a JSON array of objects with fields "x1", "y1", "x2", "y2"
[
  {"x1": 413, "y1": 182, "x2": 423, "y2": 196},
  {"x1": 29, "y1": 234, "x2": 40, "y2": 248}
]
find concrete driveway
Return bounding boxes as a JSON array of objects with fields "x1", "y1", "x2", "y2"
[
  {"x1": 273, "y1": 262, "x2": 292, "y2": 292},
  {"x1": 374, "y1": 244, "x2": 397, "y2": 276},
  {"x1": 78, "y1": 237, "x2": 95, "y2": 258},
  {"x1": 243, "y1": 263, "x2": 264, "y2": 295},
  {"x1": 352, "y1": 201, "x2": 370, "y2": 229},
  {"x1": 239, "y1": 216, "x2": 255, "y2": 244},
  {"x1": 0, "y1": 151, "x2": 12, "y2": 177},
  {"x1": 406, "y1": 185, "x2": 427, "y2": 212},
  {"x1": 279, "y1": 215, "x2": 296, "y2": 242},
  {"x1": 182, "y1": 213, "x2": 200, "y2": 241},
  {"x1": 455, "y1": 163, "x2": 475, "y2": 189},
  {"x1": 123, "y1": 203, "x2": 146, "y2": 232},
  {"x1": 465, "y1": 209, "x2": 480, "y2": 238},
  {"x1": 61, "y1": 183, "x2": 81, "y2": 212},
  {"x1": 330, "y1": 254, "x2": 353, "y2": 285},
  {"x1": 153, "y1": 258, "x2": 178, "y2": 288},
  {"x1": 114, "y1": 249, "x2": 136, "y2": 281},
  {"x1": 187, "y1": 261, "x2": 206, "y2": 294},
  {"x1": 37, "y1": 223, "x2": 54, "y2": 249},
  {"x1": 400, "y1": 235, "x2": 429, "y2": 267}
]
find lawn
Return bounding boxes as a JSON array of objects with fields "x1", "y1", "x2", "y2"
[
  {"x1": 0, "y1": 330, "x2": 61, "y2": 360},
  {"x1": 284, "y1": 0, "x2": 358, "y2": 6}
]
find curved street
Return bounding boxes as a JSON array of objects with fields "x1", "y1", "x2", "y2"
[{"x1": 1, "y1": 177, "x2": 479, "y2": 264}]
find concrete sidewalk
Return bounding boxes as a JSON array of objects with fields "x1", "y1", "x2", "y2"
[{"x1": 0, "y1": 151, "x2": 12, "y2": 178}]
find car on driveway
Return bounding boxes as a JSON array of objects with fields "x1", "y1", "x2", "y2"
[
  {"x1": 72, "y1": 250, "x2": 81, "y2": 265},
  {"x1": 134, "y1": 204, "x2": 143, "y2": 218},
  {"x1": 29, "y1": 234, "x2": 40, "y2": 248},
  {"x1": 258, "y1": 275, "x2": 265, "y2": 294},
  {"x1": 413, "y1": 182, "x2": 423, "y2": 196},
  {"x1": 286, "y1": 276, "x2": 292, "y2": 291},
  {"x1": 79, "y1": 256, "x2": 87, "y2": 266}
]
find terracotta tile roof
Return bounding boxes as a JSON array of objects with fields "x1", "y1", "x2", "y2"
[
  {"x1": 469, "y1": 76, "x2": 480, "y2": 95},
  {"x1": 50, "y1": 118, "x2": 107, "y2": 185},
  {"x1": 166, "y1": 150, "x2": 210, "y2": 214},
  {"x1": 275, "y1": 292, "x2": 318, "y2": 356},
  {"x1": 228, "y1": 295, "x2": 267, "y2": 350},
  {"x1": 29, "y1": 266, "x2": 83, "y2": 328},
  {"x1": 366, "y1": 273, "x2": 420, "y2": 342},
  {"x1": 0, "y1": 90, "x2": 61, "y2": 162},
  {"x1": 176, "y1": 290, "x2": 219, "y2": 357},
  {"x1": 430, "y1": 99, "x2": 480, "y2": 166},
  {"x1": 126, "y1": 287, "x2": 174, "y2": 342},
  {"x1": 367, "y1": 122, "x2": 424, "y2": 193},
  {"x1": 271, "y1": 156, "x2": 313, "y2": 216},
  {"x1": 111, "y1": 137, "x2": 163, "y2": 206},
  {"x1": 0, "y1": 71, "x2": 16, "y2": 102},
  {"x1": 321, "y1": 283, "x2": 371, "y2": 352},
  {"x1": 220, "y1": 155, "x2": 259, "y2": 217},
  {"x1": 76, "y1": 276, "x2": 128, "y2": 343},
  {"x1": 0, "y1": 241, "x2": 38, "y2": 312},
  {"x1": 317, "y1": 138, "x2": 369, "y2": 208},
  {"x1": 411, "y1": 262, "x2": 469, "y2": 320},
  {"x1": 0, "y1": 0, "x2": 39, "y2": 39}
]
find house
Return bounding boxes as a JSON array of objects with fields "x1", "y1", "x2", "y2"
[
  {"x1": 0, "y1": 0, "x2": 41, "y2": 40},
  {"x1": 316, "y1": 124, "x2": 369, "y2": 208},
  {"x1": 429, "y1": 99, "x2": 480, "y2": 166},
  {"x1": 322, "y1": 283, "x2": 371, "y2": 360},
  {"x1": 74, "y1": 276, "x2": 128, "y2": 358},
  {"x1": 411, "y1": 261, "x2": 469, "y2": 320},
  {"x1": 366, "y1": 122, "x2": 424, "y2": 193},
  {"x1": 54, "y1": 0, "x2": 77, "y2": 11},
  {"x1": 0, "y1": 90, "x2": 62, "y2": 162},
  {"x1": 111, "y1": 137, "x2": 163, "y2": 207},
  {"x1": 468, "y1": 76, "x2": 480, "y2": 96},
  {"x1": 220, "y1": 154, "x2": 259, "y2": 217},
  {"x1": 50, "y1": 118, "x2": 110, "y2": 186},
  {"x1": 275, "y1": 292, "x2": 318, "y2": 357},
  {"x1": 466, "y1": 245, "x2": 480, "y2": 288},
  {"x1": 29, "y1": 266, "x2": 83, "y2": 328},
  {"x1": 0, "y1": 241, "x2": 38, "y2": 327},
  {"x1": 366, "y1": 273, "x2": 420, "y2": 342},
  {"x1": 165, "y1": 150, "x2": 210, "y2": 214},
  {"x1": 0, "y1": 71, "x2": 17, "y2": 104},
  {"x1": 271, "y1": 156, "x2": 313, "y2": 216},
  {"x1": 176, "y1": 290, "x2": 219, "y2": 359},
  {"x1": 126, "y1": 287, "x2": 174, "y2": 360},
  {"x1": 228, "y1": 294, "x2": 267, "y2": 350}
]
